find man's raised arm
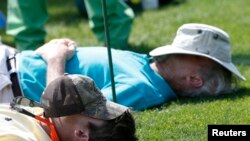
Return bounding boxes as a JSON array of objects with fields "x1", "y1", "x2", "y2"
[{"x1": 35, "y1": 38, "x2": 76, "y2": 85}]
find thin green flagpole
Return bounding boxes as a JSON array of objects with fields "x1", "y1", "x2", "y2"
[{"x1": 101, "y1": 0, "x2": 117, "y2": 102}]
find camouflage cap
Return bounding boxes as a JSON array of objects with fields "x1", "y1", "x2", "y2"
[{"x1": 40, "y1": 74, "x2": 128, "y2": 120}]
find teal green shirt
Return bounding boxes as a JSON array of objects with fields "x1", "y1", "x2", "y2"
[{"x1": 18, "y1": 47, "x2": 176, "y2": 110}]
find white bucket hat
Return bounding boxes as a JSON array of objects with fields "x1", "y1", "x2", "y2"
[{"x1": 149, "y1": 23, "x2": 245, "y2": 80}]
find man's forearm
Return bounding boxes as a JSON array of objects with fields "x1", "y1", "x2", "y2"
[
  {"x1": 35, "y1": 39, "x2": 76, "y2": 85},
  {"x1": 46, "y1": 59, "x2": 65, "y2": 85}
]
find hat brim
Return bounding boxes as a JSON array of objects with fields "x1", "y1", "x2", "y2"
[
  {"x1": 149, "y1": 45, "x2": 245, "y2": 80},
  {"x1": 83, "y1": 99, "x2": 128, "y2": 120},
  {"x1": 105, "y1": 100, "x2": 129, "y2": 120}
]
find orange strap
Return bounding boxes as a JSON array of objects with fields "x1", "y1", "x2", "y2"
[{"x1": 35, "y1": 116, "x2": 60, "y2": 141}]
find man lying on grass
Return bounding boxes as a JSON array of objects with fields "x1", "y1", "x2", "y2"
[
  {"x1": 0, "y1": 23, "x2": 245, "y2": 110},
  {"x1": 0, "y1": 74, "x2": 137, "y2": 141}
]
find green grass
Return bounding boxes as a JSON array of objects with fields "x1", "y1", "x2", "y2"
[{"x1": 1, "y1": 0, "x2": 250, "y2": 140}]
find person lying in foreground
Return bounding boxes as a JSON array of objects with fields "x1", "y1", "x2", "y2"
[
  {"x1": 0, "y1": 74, "x2": 137, "y2": 141},
  {"x1": 0, "y1": 23, "x2": 245, "y2": 110}
]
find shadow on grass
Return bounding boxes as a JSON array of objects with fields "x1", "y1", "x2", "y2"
[
  {"x1": 159, "y1": 0, "x2": 187, "y2": 8},
  {"x1": 233, "y1": 54, "x2": 250, "y2": 66},
  {"x1": 127, "y1": 43, "x2": 153, "y2": 54},
  {"x1": 144, "y1": 87, "x2": 250, "y2": 111},
  {"x1": 48, "y1": 12, "x2": 87, "y2": 25},
  {"x1": 174, "y1": 87, "x2": 250, "y2": 105},
  {"x1": 47, "y1": 0, "x2": 88, "y2": 25}
]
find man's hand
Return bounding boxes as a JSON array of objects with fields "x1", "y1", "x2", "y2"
[
  {"x1": 35, "y1": 38, "x2": 77, "y2": 85},
  {"x1": 35, "y1": 38, "x2": 76, "y2": 62}
]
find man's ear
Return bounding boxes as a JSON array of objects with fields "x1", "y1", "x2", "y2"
[
  {"x1": 74, "y1": 129, "x2": 89, "y2": 141},
  {"x1": 189, "y1": 74, "x2": 203, "y2": 88}
]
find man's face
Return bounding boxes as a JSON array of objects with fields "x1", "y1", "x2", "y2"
[
  {"x1": 53, "y1": 114, "x2": 106, "y2": 141},
  {"x1": 160, "y1": 55, "x2": 206, "y2": 79},
  {"x1": 170, "y1": 55, "x2": 202, "y2": 76},
  {"x1": 160, "y1": 54, "x2": 216, "y2": 97}
]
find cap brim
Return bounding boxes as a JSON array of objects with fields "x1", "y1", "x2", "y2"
[
  {"x1": 83, "y1": 100, "x2": 128, "y2": 120},
  {"x1": 149, "y1": 45, "x2": 246, "y2": 81},
  {"x1": 105, "y1": 100, "x2": 129, "y2": 120}
]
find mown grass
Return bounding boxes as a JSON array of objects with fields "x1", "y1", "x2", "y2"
[{"x1": 1, "y1": 0, "x2": 250, "y2": 140}]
